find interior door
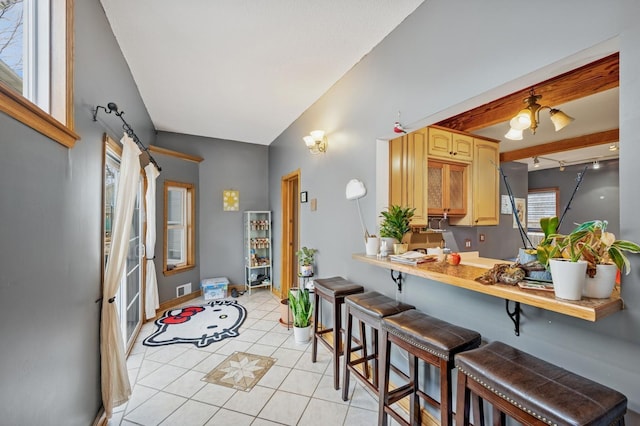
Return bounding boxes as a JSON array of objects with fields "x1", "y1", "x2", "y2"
[
  {"x1": 280, "y1": 170, "x2": 300, "y2": 298},
  {"x1": 104, "y1": 140, "x2": 144, "y2": 352}
]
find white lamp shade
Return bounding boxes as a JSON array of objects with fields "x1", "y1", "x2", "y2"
[
  {"x1": 510, "y1": 113, "x2": 531, "y2": 130},
  {"x1": 310, "y1": 130, "x2": 325, "y2": 140},
  {"x1": 303, "y1": 135, "x2": 315, "y2": 147},
  {"x1": 549, "y1": 109, "x2": 574, "y2": 131},
  {"x1": 504, "y1": 127, "x2": 523, "y2": 141},
  {"x1": 345, "y1": 179, "x2": 366, "y2": 200}
]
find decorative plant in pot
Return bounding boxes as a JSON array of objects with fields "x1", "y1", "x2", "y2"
[
  {"x1": 569, "y1": 220, "x2": 640, "y2": 298},
  {"x1": 288, "y1": 288, "x2": 313, "y2": 343},
  {"x1": 379, "y1": 205, "x2": 415, "y2": 255},
  {"x1": 540, "y1": 225, "x2": 589, "y2": 301},
  {"x1": 296, "y1": 246, "x2": 317, "y2": 277}
]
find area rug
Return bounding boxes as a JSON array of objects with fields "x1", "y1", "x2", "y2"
[
  {"x1": 202, "y1": 351, "x2": 276, "y2": 392},
  {"x1": 143, "y1": 300, "x2": 247, "y2": 348}
]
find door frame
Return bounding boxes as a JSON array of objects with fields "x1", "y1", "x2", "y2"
[{"x1": 280, "y1": 170, "x2": 300, "y2": 299}]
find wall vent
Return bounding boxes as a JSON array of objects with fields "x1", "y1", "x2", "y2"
[{"x1": 176, "y1": 283, "x2": 192, "y2": 297}]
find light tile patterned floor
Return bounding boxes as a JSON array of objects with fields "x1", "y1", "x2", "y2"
[{"x1": 108, "y1": 290, "x2": 384, "y2": 426}]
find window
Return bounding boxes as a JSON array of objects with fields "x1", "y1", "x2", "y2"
[
  {"x1": 164, "y1": 181, "x2": 195, "y2": 275},
  {"x1": 0, "y1": 0, "x2": 78, "y2": 147},
  {"x1": 527, "y1": 188, "x2": 559, "y2": 230}
]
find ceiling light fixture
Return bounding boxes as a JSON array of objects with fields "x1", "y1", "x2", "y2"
[
  {"x1": 559, "y1": 161, "x2": 566, "y2": 172},
  {"x1": 505, "y1": 89, "x2": 574, "y2": 140},
  {"x1": 303, "y1": 130, "x2": 328, "y2": 154},
  {"x1": 533, "y1": 156, "x2": 540, "y2": 168},
  {"x1": 593, "y1": 160, "x2": 600, "y2": 169},
  {"x1": 609, "y1": 143, "x2": 619, "y2": 151}
]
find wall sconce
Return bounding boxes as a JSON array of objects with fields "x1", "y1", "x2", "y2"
[
  {"x1": 505, "y1": 89, "x2": 574, "y2": 140},
  {"x1": 303, "y1": 130, "x2": 328, "y2": 154}
]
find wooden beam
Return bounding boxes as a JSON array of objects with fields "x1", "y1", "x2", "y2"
[
  {"x1": 499, "y1": 129, "x2": 619, "y2": 162},
  {"x1": 437, "y1": 53, "x2": 619, "y2": 132}
]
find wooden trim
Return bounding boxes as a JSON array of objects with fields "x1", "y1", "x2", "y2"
[
  {"x1": 0, "y1": 0, "x2": 79, "y2": 148},
  {"x1": 436, "y1": 53, "x2": 619, "y2": 132},
  {"x1": 149, "y1": 145, "x2": 204, "y2": 163},
  {"x1": 0, "y1": 82, "x2": 79, "y2": 147},
  {"x1": 499, "y1": 129, "x2": 619, "y2": 162},
  {"x1": 163, "y1": 180, "x2": 196, "y2": 275},
  {"x1": 280, "y1": 170, "x2": 300, "y2": 299},
  {"x1": 428, "y1": 124, "x2": 500, "y2": 143}
]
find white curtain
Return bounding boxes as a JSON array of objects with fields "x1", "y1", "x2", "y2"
[
  {"x1": 144, "y1": 163, "x2": 160, "y2": 319},
  {"x1": 101, "y1": 134, "x2": 140, "y2": 418}
]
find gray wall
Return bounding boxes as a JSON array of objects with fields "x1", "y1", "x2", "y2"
[
  {"x1": 529, "y1": 159, "x2": 620, "y2": 236},
  {"x1": 156, "y1": 132, "x2": 269, "y2": 286},
  {"x1": 0, "y1": 1, "x2": 156, "y2": 424},
  {"x1": 151, "y1": 151, "x2": 200, "y2": 303},
  {"x1": 268, "y1": 0, "x2": 640, "y2": 417}
]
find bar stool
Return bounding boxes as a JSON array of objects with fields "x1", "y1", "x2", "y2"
[
  {"x1": 455, "y1": 341, "x2": 627, "y2": 426},
  {"x1": 378, "y1": 310, "x2": 481, "y2": 426},
  {"x1": 312, "y1": 276, "x2": 364, "y2": 390},
  {"x1": 342, "y1": 291, "x2": 415, "y2": 401}
]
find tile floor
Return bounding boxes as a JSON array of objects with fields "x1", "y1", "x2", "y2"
[{"x1": 108, "y1": 289, "x2": 389, "y2": 426}]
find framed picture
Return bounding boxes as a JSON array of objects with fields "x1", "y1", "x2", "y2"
[
  {"x1": 513, "y1": 197, "x2": 526, "y2": 229},
  {"x1": 223, "y1": 190, "x2": 239, "y2": 211},
  {"x1": 300, "y1": 191, "x2": 308, "y2": 203}
]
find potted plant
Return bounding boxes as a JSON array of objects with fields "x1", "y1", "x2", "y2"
[
  {"x1": 288, "y1": 288, "x2": 313, "y2": 343},
  {"x1": 296, "y1": 246, "x2": 317, "y2": 277},
  {"x1": 379, "y1": 205, "x2": 415, "y2": 255},
  {"x1": 568, "y1": 220, "x2": 640, "y2": 298},
  {"x1": 540, "y1": 224, "x2": 589, "y2": 300}
]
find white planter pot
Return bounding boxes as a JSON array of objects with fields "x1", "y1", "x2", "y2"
[
  {"x1": 300, "y1": 265, "x2": 313, "y2": 277},
  {"x1": 293, "y1": 325, "x2": 311, "y2": 344},
  {"x1": 365, "y1": 237, "x2": 380, "y2": 256},
  {"x1": 583, "y1": 264, "x2": 618, "y2": 298},
  {"x1": 549, "y1": 259, "x2": 587, "y2": 301}
]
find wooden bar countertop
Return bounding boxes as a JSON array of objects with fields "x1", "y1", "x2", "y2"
[{"x1": 352, "y1": 253, "x2": 623, "y2": 322}]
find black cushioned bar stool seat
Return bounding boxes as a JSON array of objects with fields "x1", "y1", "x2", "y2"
[
  {"x1": 455, "y1": 341, "x2": 627, "y2": 426},
  {"x1": 342, "y1": 291, "x2": 415, "y2": 401},
  {"x1": 312, "y1": 276, "x2": 364, "y2": 390},
  {"x1": 379, "y1": 310, "x2": 481, "y2": 426}
]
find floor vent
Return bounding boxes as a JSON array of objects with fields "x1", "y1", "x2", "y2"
[{"x1": 176, "y1": 283, "x2": 192, "y2": 297}]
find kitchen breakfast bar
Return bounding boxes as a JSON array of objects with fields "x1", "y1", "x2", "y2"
[{"x1": 352, "y1": 253, "x2": 623, "y2": 325}]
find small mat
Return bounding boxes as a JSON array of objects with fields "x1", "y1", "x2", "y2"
[
  {"x1": 202, "y1": 351, "x2": 276, "y2": 392},
  {"x1": 143, "y1": 300, "x2": 246, "y2": 348}
]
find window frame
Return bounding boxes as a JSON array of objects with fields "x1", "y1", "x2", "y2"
[
  {"x1": 0, "y1": 0, "x2": 78, "y2": 148},
  {"x1": 163, "y1": 180, "x2": 196, "y2": 276},
  {"x1": 527, "y1": 187, "x2": 560, "y2": 231}
]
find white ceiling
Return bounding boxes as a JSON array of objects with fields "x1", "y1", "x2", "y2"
[
  {"x1": 100, "y1": 0, "x2": 425, "y2": 145},
  {"x1": 473, "y1": 88, "x2": 620, "y2": 171}
]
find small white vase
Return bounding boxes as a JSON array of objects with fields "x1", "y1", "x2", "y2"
[
  {"x1": 549, "y1": 259, "x2": 587, "y2": 301},
  {"x1": 583, "y1": 264, "x2": 618, "y2": 298},
  {"x1": 293, "y1": 325, "x2": 311, "y2": 344},
  {"x1": 365, "y1": 237, "x2": 380, "y2": 256}
]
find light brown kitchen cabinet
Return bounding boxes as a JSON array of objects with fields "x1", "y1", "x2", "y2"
[
  {"x1": 449, "y1": 138, "x2": 500, "y2": 226},
  {"x1": 427, "y1": 126, "x2": 473, "y2": 162},
  {"x1": 427, "y1": 160, "x2": 467, "y2": 216},
  {"x1": 388, "y1": 127, "x2": 428, "y2": 225}
]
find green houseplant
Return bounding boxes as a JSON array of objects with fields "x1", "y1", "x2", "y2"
[
  {"x1": 379, "y1": 205, "x2": 415, "y2": 254},
  {"x1": 568, "y1": 220, "x2": 640, "y2": 277},
  {"x1": 289, "y1": 288, "x2": 313, "y2": 343},
  {"x1": 296, "y1": 246, "x2": 317, "y2": 277}
]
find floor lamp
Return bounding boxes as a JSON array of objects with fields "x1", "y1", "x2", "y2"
[{"x1": 345, "y1": 179, "x2": 370, "y2": 242}]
